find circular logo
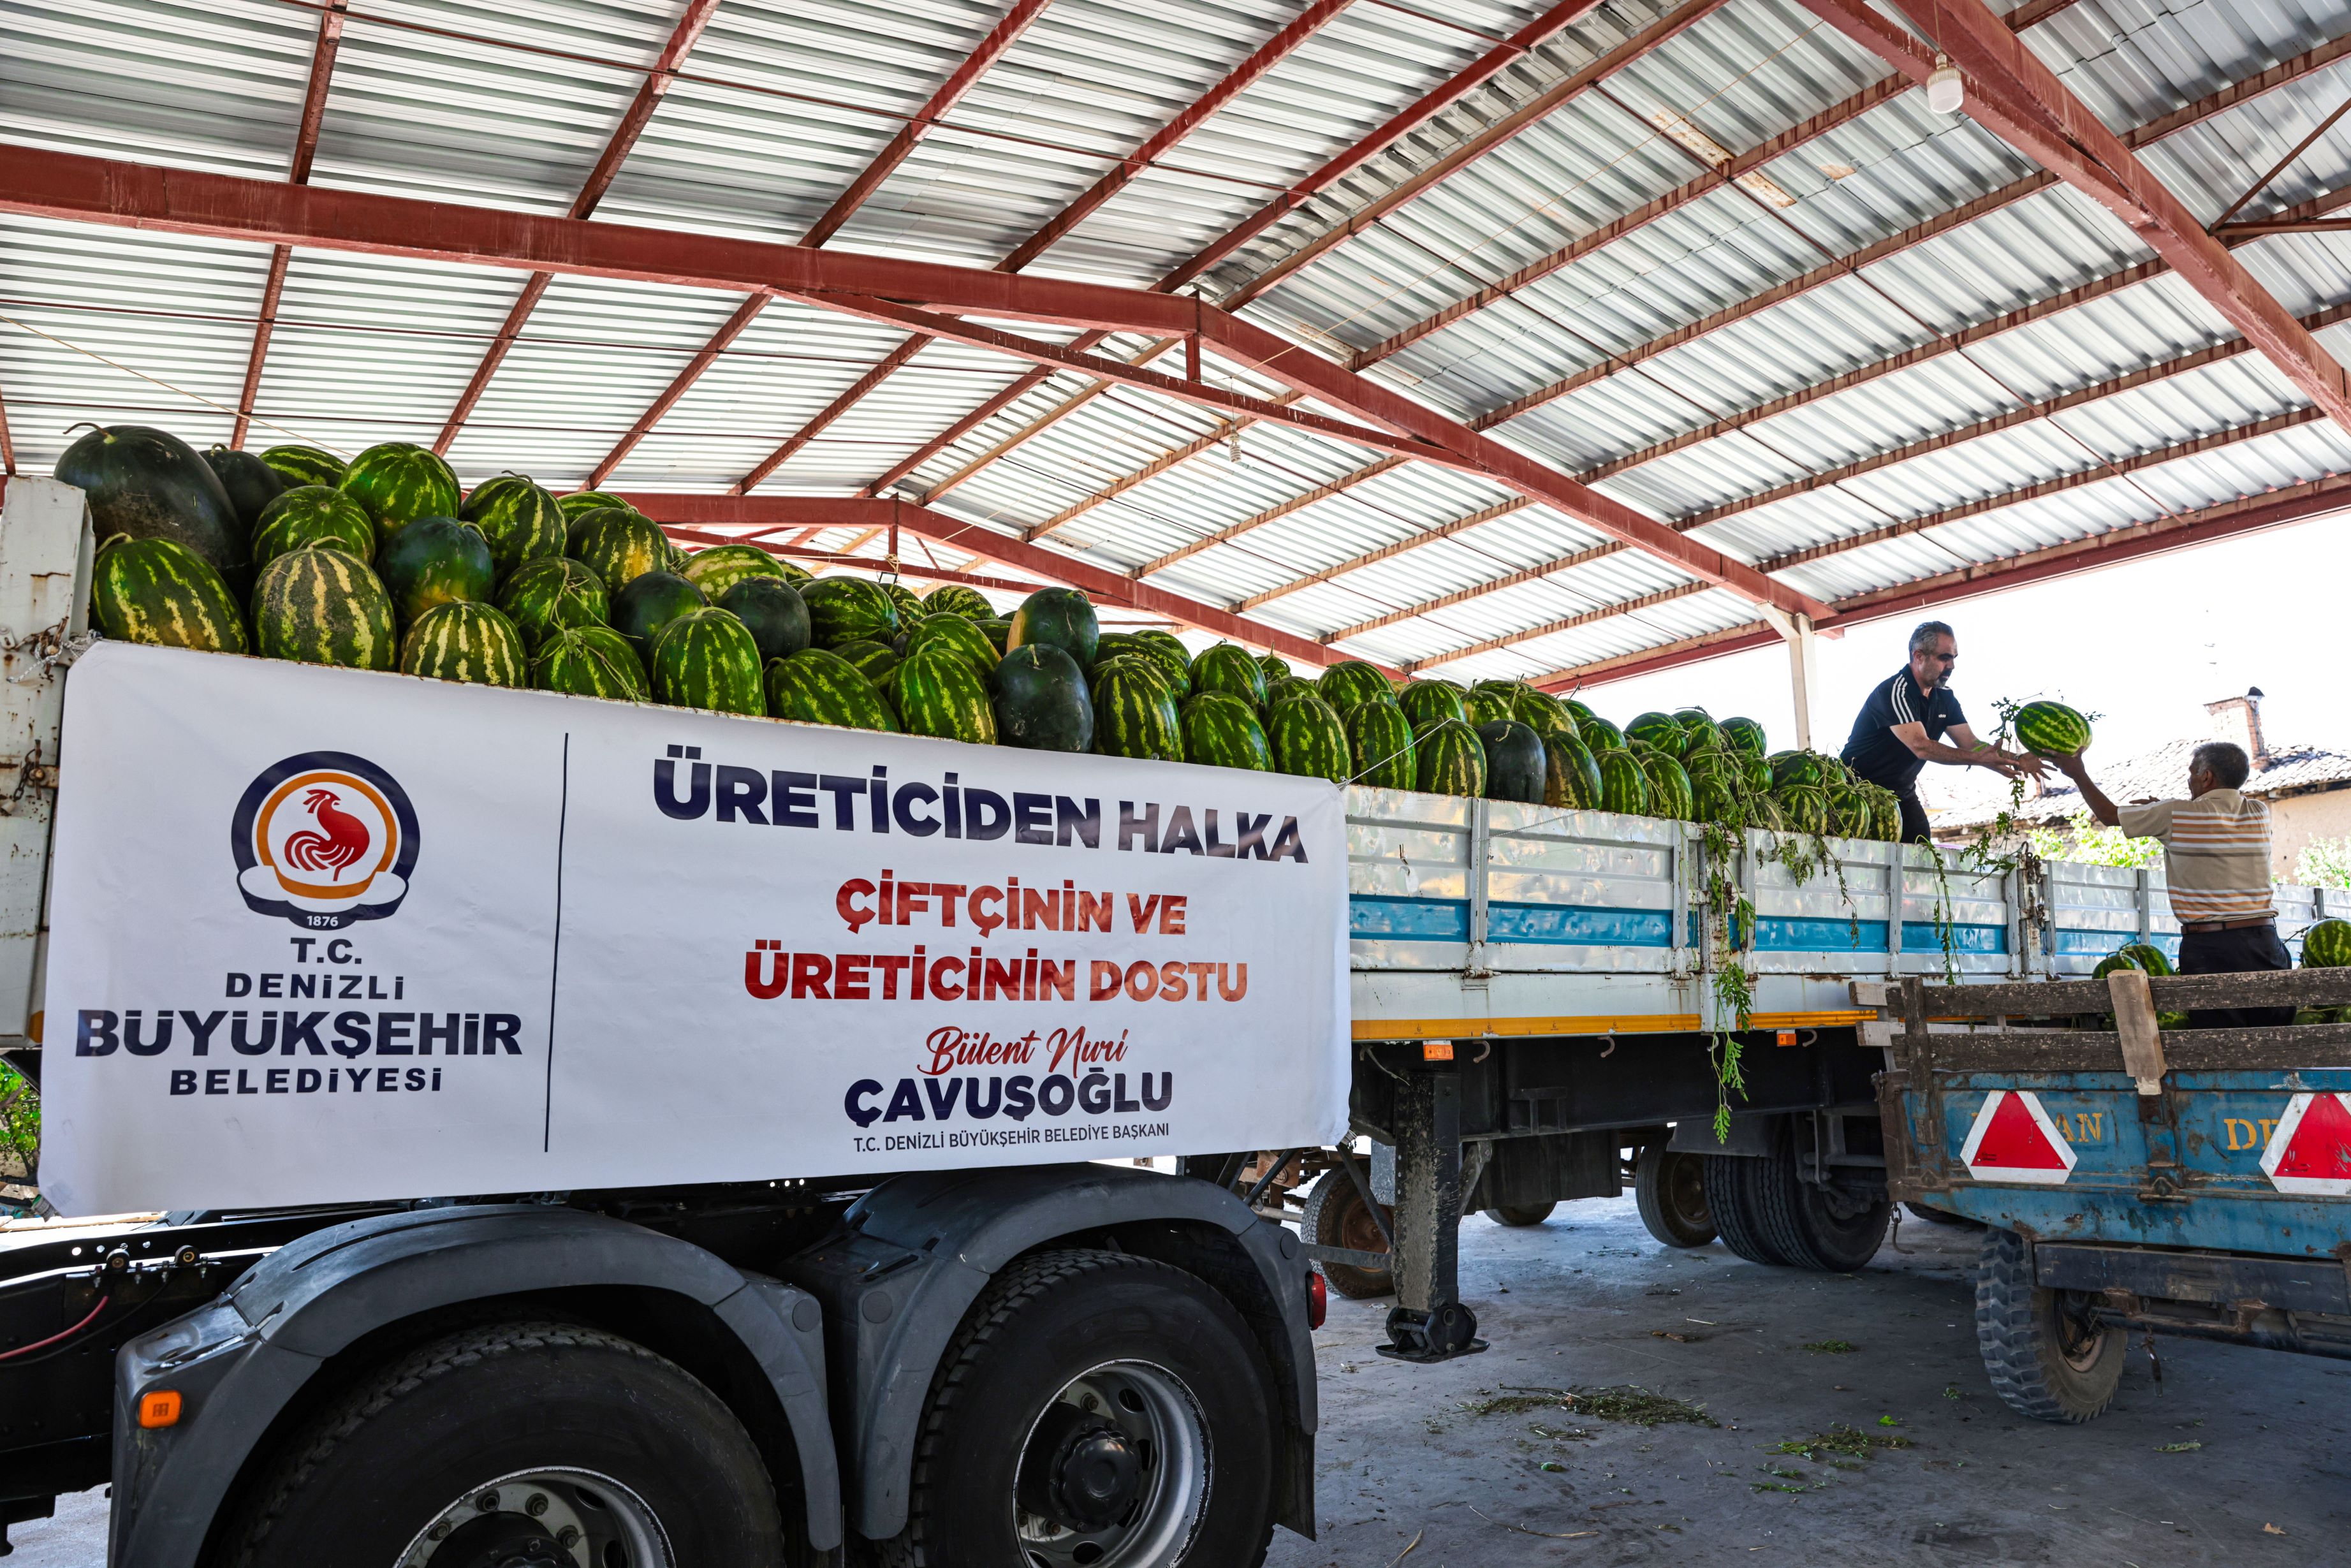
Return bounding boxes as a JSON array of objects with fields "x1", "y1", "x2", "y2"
[{"x1": 231, "y1": 752, "x2": 420, "y2": 928}]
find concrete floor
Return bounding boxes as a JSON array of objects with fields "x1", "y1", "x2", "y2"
[{"x1": 10, "y1": 1195, "x2": 2345, "y2": 1567}]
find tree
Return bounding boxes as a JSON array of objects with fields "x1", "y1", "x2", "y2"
[
  {"x1": 2296, "y1": 835, "x2": 2351, "y2": 890},
  {"x1": 2026, "y1": 809, "x2": 2162, "y2": 870}
]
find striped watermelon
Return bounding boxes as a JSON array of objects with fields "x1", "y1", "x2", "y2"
[
  {"x1": 923, "y1": 584, "x2": 995, "y2": 621},
  {"x1": 573, "y1": 509, "x2": 671, "y2": 596},
  {"x1": 612, "y1": 571, "x2": 708, "y2": 657},
  {"x1": 977, "y1": 618, "x2": 1013, "y2": 654},
  {"x1": 1769, "y1": 751, "x2": 1825, "y2": 789},
  {"x1": 1318, "y1": 660, "x2": 1392, "y2": 715},
  {"x1": 253, "y1": 485, "x2": 374, "y2": 566},
  {"x1": 1092, "y1": 661, "x2": 1184, "y2": 761},
  {"x1": 719, "y1": 576, "x2": 812, "y2": 663},
  {"x1": 1269, "y1": 694, "x2": 1349, "y2": 786},
  {"x1": 1596, "y1": 749, "x2": 1650, "y2": 816},
  {"x1": 993, "y1": 644, "x2": 1092, "y2": 752},
  {"x1": 1775, "y1": 786, "x2": 1831, "y2": 836},
  {"x1": 1720, "y1": 717, "x2": 1768, "y2": 757},
  {"x1": 2095, "y1": 942, "x2": 2175, "y2": 979},
  {"x1": 2015, "y1": 700, "x2": 2092, "y2": 758},
  {"x1": 1514, "y1": 689, "x2": 1577, "y2": 740},
  {"x1": 531, "y1": 625, "x2": 647, "y2": 701},
  {"x1": 1346, "y1": 700, "x2": 1416, "y2": 790},
  {"x1": 1091, "y1": 631, "x2": 1145, "y2": 666},
  {"x1": 1543, "y1": 733, "x2": 1603, "y2": 810},
  {"x1": 1464, "y1": 686, "x2": 1518, "y2": 729},
  {"x1": 260, "y1": 445, "x2": 346, "y2": 490},
  {"x1": 458, "y1": 474, "x2": 566, "y2": 578},
  {"x1": 377, "y1": 517, "x2": 495, "y2": 625},
  {"x1": 1192, "y1": 645, "x2": 1267, "y2": 705},
  {"x1": 890, "y1": 643, "x2": 997, "y2": 744},
  {"x1": 400, "y1": 601, "x2": 525, "y2": 687},
  {"x1": 1639, "y1": 751, "x2": 1694, "y2": 821},
  {"x1": 835, "y1": 640, "x2": 902, "y2": 685},
  {"x1": 1257, "y1": 652, "x2": 1292, "y2": 685},
  {"x1": 1007, "y1": 587, "x2": 1099, "y2": 668},
  {"x1": 1478, "y1": 720, "x2": 1545, "y2": 803},
  {"x1": 1625, "y1": 712, "x2": 1687, "y2": 758},
  {"x1": 766, "y1": 649, "x2": 898, "y2": 732},
  {"x1": 340, "y1": 443, "x2": 460, "y2": 537},
  {"x1": 1867, "y1": 786, "x2": 1902, "y2": 842},
  {"x1": 1181, "y1": 692, "x2": 1272, "y2": 772},
  {"x1": 680, "y1": 544, "x2": 788, "y2": 600},
  {"x1": 2303, "y1": 919, "x2": 2351, "y2": 969},
  {"x1": 253, "y1": 545, "x2": 396, "y2": 670},
  {"x1": 1264, "y1": 675, "x2": 1321, "y2": 708},
  {"x1": 906, "y1": 612, "x2": 999, "y2": 678},
  {"x1": 559, "y1": 490, "x2": 634, "y2": 524},
  {"x1": 1827, "y1": 783, "x2": 1873, "y2": 839},
  {"x1": 1580, "y1": 714, "x2": 1626, "y2": 751},
  {"x1": 650, "y1": 608, "x2": 764, "y2": 716},
  {"x1": 1415, "y1": 719, "x2": 1486, "y2": 798},
  {"x1": 801, "y1": 577, "x2": 902, "y2": 648},
  {"x1": 1398, "y1": 680, "x2": 1468, "y2": 728},
  {"x1": 1125, "y1": 631, "x2": 1190, "y2": 693},
  {"x1": 497, "y1": 557, "x2": 609, "y2": 652},
  {"x1": 1676, "y1": 710, "x2": 1725, "y2": 756},
  {"x1": 91, "y1": 536, "x2": 248, "y2": 654}
]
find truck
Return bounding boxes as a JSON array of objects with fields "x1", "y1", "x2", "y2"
[{"x1": 0, "y1": 476, "x2": 1337, "y2": 1566}]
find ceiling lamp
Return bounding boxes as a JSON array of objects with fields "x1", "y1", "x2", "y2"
[{"x1": 1926, "y1": 52, "x2": 1964, "y2": 115}]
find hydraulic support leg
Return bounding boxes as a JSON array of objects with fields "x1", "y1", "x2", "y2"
[{"x1": 1379, "y1": 1069, "x2": 1486, "y2": 1361}]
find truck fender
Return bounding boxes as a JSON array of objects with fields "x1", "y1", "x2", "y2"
[
  {"x1": 110, "y1": 1205, "x2": 840, "y2": 1568},
  {"x1": 781, "y1": 1163, "x2": 1315, "y2": 1542}
]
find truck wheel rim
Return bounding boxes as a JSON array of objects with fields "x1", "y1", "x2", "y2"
[
  {"x1": 397, "y1": 1467, "x2": 674, "y2": 1568},
  {"x1": 1012, "y1": 1360, "x2": 1209, "y2": 1567},
  {"x1": 1665, "y1": 1154, "x2": 1708, "y2": 1229}
]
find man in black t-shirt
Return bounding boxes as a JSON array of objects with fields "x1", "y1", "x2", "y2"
[{"x1": 1842, "y1": 620, "x2": 2040, "y2": 843}]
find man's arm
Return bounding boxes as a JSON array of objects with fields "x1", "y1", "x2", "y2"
[
  {"x1": 1888, "y1": 721, "x2": 2039, "y2": 777},
  {"x1": 2049, "y1": 750, "x2": 2120, "y2": 826}
]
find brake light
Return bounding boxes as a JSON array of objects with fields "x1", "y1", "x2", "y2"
[{"x1": 1307, "y1": 1268, "x2": 1327, "y2": 1330}]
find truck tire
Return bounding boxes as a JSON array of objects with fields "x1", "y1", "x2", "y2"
[
  {"x1": 1747, "y1": 1136, "x2": 1890, "y2": 1273},
  {"x1": 223, "y1": 1320, "x2": 784, "y2": 1568},
  {"x1": 1702, "y1": 1155, "x2": 1789, "y2": 1265},
  {"x1": 1974, "y1": 1227, "x2": 2126, "y2": 1423},
  {"x1": 1483, "y1": 1203, "x2": 1556, "y2": 1227},
  {"x1": 1300, "y1": 1166, "x2": 1395, "y2": 1299},
  {"x1": 1634, "y1": 1145, "x2": 1716, "y2": 1249},
  {"x1": 880, "y1": 1249, "x2": 1277, "y2": 1568}
]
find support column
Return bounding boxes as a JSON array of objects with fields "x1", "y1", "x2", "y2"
[
  {"x1": 1761, "y1": 606, "x2": 1822, "y2": 749},
  {"x1": 1379, "y1": 1069, "x2": 1486, "y2": 1361}
]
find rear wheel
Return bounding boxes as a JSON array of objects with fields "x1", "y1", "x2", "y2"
[
  {"x1": 1974, "y1": 1228, "x2": 2126, "y2": 1423},
  {"x1": 1634, "y1": 1145, "x2": 1716, "y2": 1249},
  {"x1": 1703, "y1": 1155, "x2": 1787, "y2": 1265},
  {"x1": 1300, "y1": 1166, "x2": 1395, "y2": 1299},
  {"x1": 1482, "y1": 1203, "x2": 1556, "y2": 1227},
  {"x1": 1748, "y1": 1135, "x2": 1890, "y2": 1272}
]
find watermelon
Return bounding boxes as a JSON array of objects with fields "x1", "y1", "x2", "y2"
[
  {"x1": 1269, "y1": 694, "x2": 1349, "y2": 786},
  {"x1": 1182, "y1": 692, "x2": 1272, "y2": 772},
  {"x1": 1625, "y1": 712, "x2": 1687, "y2": 758},
  {"x1": 976, "y1": 618, "x2": 1013, "y2": 654},
  {"x1": 1092, "y1": 661, "x2": 1184, "y2": 762},
  {"x1": 1091, "y1": 632, "x2": 1145, "y2": 666},
  {"x1": 1192, "y1": 645, "x2": 1268, "y2": 705},
  {"x1": 767, "y1": 649, "x2": 898, "y2": 732},
  {"x1": 1676, "y1": 712, "x2": 1725, "y2": 756},
  {"x1": 890, "y1": 643, "x2": 997, "y2": 744},
  {"x1": 1465, "y1": 686, "x2": 1518, "y2": 729},
  {"x1": 202, "y1": 446, "x2": 284, "y2": 533},
  {"x1": 648, "y1": 608, "x2": 763, "y2": 716},
  {"x1": 252, "y1": 546, "x2": 396, "y2": 670},
  {"x1": 1639, "y1": 750, "x2": 1694, "y2": 820},
  {"x1": 1477, "y1": 720, "x2": 1545, "y2": 803},
  {"x1": 906, "y1": 612, "x2": 999, "y2": 678},
  {"x1": 1769, "y1": 751, "x2": 1825, "y2": 789},
  {"x1": 1256, "y1": 653, "x2": 1292, "y2": 685},
  {"x1": 1868, "y1": 787, "x2": 1902, "y2": 842},
  {"x1": 1346, "y1": 700, "x2": 1416, "y2": 790},
  {"x1": 1543, "y1": 733, "x2": 1602, "y2": 810},
  {"x1": 458, "y1": 474, "x2": 566, "y2": 578},
  {"x1": 1827, "y1": 783, "x2": 1873, "y2": 839},
  {"x1": 1743, "y1": 752, "x2": 1774, "y2": 797},
  {"x1": 2302, "y1": 919, "x2": 2351, "y2": 969},
  {"x1": 377, "y1": 516, "x2": 495, "y2": 625},
  {"x1": 1692, "y1": 773, "x2": 1742, "y2": 826},
  {"x1": 1580, "y1": 714, "x2": 1626, "y2": 751},
  {"x1": 677, "y1": 544, "x2": 786, "y2": 601},
  {"x1": 2015, "y1": 700, "x2": 2092, "y2": 758},
  {"x1": 1775, "y1": 786, "x2": 1831, "y2": 836},
  {"x1": 1415, "y1": 719, "x2": 1486, "y2": 798},
  {"x1": 497, "y1": 557, "x2": 608, "y2": 651},
  {"x1": 1750, "y1": 793, "x2": 1788, "y2": 833},
  {"x1": 612, "y1": 571, "x2": 708, "y2": 658},
  {"x1": 1398, "y1": 681, "x2": 1469, "y2": 728},
  {"x1": 881, "y1": 583, "x2": 926, "y2": 624},
  {"x1": 833, "y1": 639, "x2": 902, "y2": 685},
  {"x1": 801, "y1": 577, "x2": 902, "y2": 648},
  {"x1": 992, "y1": 644, "x2": 1092, "y2": 753},
  {"x1": 530, "y1": 624, "x2": 646, "y2": 701},
  {"x1": 1091, "y1": 654, "x2": 1176, "y2": 701},
  {"x1": 55, "y1": 424, "x2": 248, "y2": 590},
  {"x1": 1514, "y1": 689, "x2": 1577, "y2": 739},
  {"x1": 91, "y1": 536, "x2": 247, "y2": 654},
  {"x1": 340, "y1": 443, "x2": 460, "y2": 537},
  {"x1": 1596, "y1": 749, "x2": 1650, "y2": 816},
  {"x1": 572, "y1": 509, "x2": 671, "y2": 596},
  {"x1": 1720, "y1": 717, "x2": 1768, "y2": 757},
  {"x1": 253, "y1": 485, "x2": 375, "y2": 567},
  {"x1": 923, "y1": 584, "x2": 995, "y2": 621},
  {"x1": 559, "y1": 490, "x2": 635, "y2": 524},
  {"x1": 399, "y1": 601, "x2": 525, "y2": 688},
  {"x1": 1564, "y1": 697, "x2": 1598, "y2": 728},
  {"x1": 2094, "y1": 942, "x2": 2176, "y2": 980},
  {"x1": 1008, "y1": 587, "x2": 1099, "y2": 668},
  {"x1": 1319, "y1": 661, "x2": 1393, "y2": 715},
  {"x1": 719, "y1": 576, "x2": 812, "y2": 663},
  {"x1": 260, "y1": 445, "x2": 346, "y2": 490},
  {"x1": 1129, "y1": 632, "x2": 1193, "y2": 696}
]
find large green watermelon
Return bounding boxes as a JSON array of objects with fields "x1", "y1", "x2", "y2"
[
  {"x1": 923, "y1": 583, "x2": 995, "y2": 621},
  {"x1": 1580, "y1": 714, "x2": 1626, "y2": 751},
  {"x1": 1596, "y1": 749, "x2": 1650, "y2": 815},
  {"x1": 91, "y1": 536, "x2": 247, "y2": 654},
  {"x1": 1092, "y1": 661, "x2": 1184, "y2": 761},
  {"x1": 531, "y1": 625, "x2": 647, "y2": 701},
  {"x1": 1769, "y1": 751, "x2": 1826, "y2": 789},
  {"x1": 400, "y1": 601, "x2": 525, "y2": 687},
  {"x1": 1269, "y1": 694, "x2": 1349, "y2": 786},
  {"x1": 1130, "y1": 630, "x2": 1193, "y2": 694},
  {"x1": 1346, "y1": 700, "x2": 1416, "y2": 789},
  {"x1": 377, "y1": 516, "x2": 495, "y2": 625},
  {"x1": 1465, "y1": 686, "x2": 1518, "y2": 729},
  {"x1": 253, "y1": 545, "x2": 396, "y2": 670},
  {"x1": 1514, "y1": 689, "x2": 1578, "y2": 740},
  {"x1": 612, "y1": 571, "x2": 708, "y2": 658},
  {"x1": 1692, "y1": 772, "x2": 1742, "y2": 826},
  {"x1": 650, "y1": 608, "x2": 764, "y2": 716},
  {"x1": 1827, "y1": 782, "x2": 1873, "y2": 839},
  {"x1": 1090, "y1": 632, "x2": 1145, "y2": 666},
  {"x1": 1416, "y1": 719, "x2": 1486, "y2": 798},
  {"x1": 906, "y1": 613, "x2": 999, "y2": 679},
  {"x1": 2015, "y1": 701, "x2": 2091, "y2": 758},
  {"x1": 1262, "y1": 675, "x2": 1318, "y2": 709},
  {"x1": 1639, "y1": 751, "x2": 1693, "y2": 820},
  {"x1": 890, "y1": 643, "x2": 997, "y2": 744},
  {"x1": 1318, "y1": 661, "x2": 1393, "y2": 715},
  {"x1": 1775, "y1": 786, "x2": 1831, "y2": 836},
  {"x1": 340, "y1": 443, "x2": 460, "y2": 537},
  {"x1": 834, "y1": 639, "x2": 902, "y2": 685},
  {"x1": 572, "y1": 509, "x2": 671, "y2": 596},
  {"x1": 201, "y1": 446, "x2": 284, "y2": 534},
  {"x1": 2094, "y1": 942, "x2": 2176, "y2": 979},
  {"x1": 1182, "y1": 692, "x2": 1271, "y2": 772},
  {"x1": 558, "y1": 490, "x2": 635, "y2": 532},
  {"x1": 976, "y1": 618, "x2": 1013, "y2": 654},
  {"x1": 55, "y1": 425, "x2": 248, "y2": 590},
  {"x1": 993, "y1": 644, "x2": 1092, "y2": 752},
  {"x1": 719, "y1": 576, "x2": 811, "y2": 663},
  {"x1": 1190, "y1": 645, "x2": 1267, "y2": 705},
  {"x1": 260, "y1": 445, "x2": 346, "y2": 490},
  {"x1": 1256, "y1": 652, "x2": 1291, "y2": 684},
  {"x1": 2302, "y1": 920, "x2": 2351, "y2": 969},
  {"x1": 253, "y1": 485, "x2": 374, "y2": 566},
  {"x1": 1543, "y1": 733, "x2": 1603, "y2": 810},
  {"x1": 1478, "y1": 720, "x2": 1545, "y2": 803},
  {"x1": 1675, "y1": 710, "x2": 1725, "y2": 756},
  {"x1": 497, "y1": 557, "x2": 608, "y2": 652},
  {"x1": 458, "y1": 474, "x2": 566, "y2": 577},
  {"x1": 1398, "y1": 680, "x2": 1469, "y2": 728},
  {"x1": 800, "y1": 577, "x2": 902, "y2": 648},
  {"x1": 1007, "y1": 587, "x2": 1099, "y2": 668},
  {"x1": 1625, "y1": 712, "x2": 1688, "y2": 758},
  {"x1": 881, "y1": 582, "x2": 925, "y2": 627},
  {"x1": 680, "y1": 544, "x2": 789, "y2": 601},
  {"x1": 1720, "y1": 717, "x2": 1768, "y2": 757},
  {"x1": 767, "y1": 649, "x2": 898, "y2": 732}
]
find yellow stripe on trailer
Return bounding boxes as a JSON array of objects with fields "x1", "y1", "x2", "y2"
[{"x1": 1353, "y1": 1008, "x2": 1871, "y2": 1042}]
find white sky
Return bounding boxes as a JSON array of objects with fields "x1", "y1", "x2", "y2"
[{"x1": 1575, "y1": 521, "x2": 2351, "y2": 777}]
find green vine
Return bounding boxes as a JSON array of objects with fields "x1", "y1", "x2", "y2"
[{"x1": 1695, "y1": 815, "x2": 1755, "y2": 1142}]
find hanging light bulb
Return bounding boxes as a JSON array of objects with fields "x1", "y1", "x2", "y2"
[{"x1": 1926, "y1": 52, "x2": 1964, "y2": 115}]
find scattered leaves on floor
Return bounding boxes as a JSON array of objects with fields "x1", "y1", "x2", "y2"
[
  {"x1": 1805, "y1": 1339, "x2": 1857, "y2": 1354},
  {"x1": 1460, "y1": 1385, "x2": 1718, "y2": 1428},
  {"x1": 1767, "y1": 1423, "x2": 1915, "y2": 1465},
  {"x1": 2156, "y1": 1440, "x2": 2203, "y2": 1453}
]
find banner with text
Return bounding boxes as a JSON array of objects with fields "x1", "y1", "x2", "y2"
[{"x1": 40, "y1": 643, "x2": 1350, "y2": 1212}]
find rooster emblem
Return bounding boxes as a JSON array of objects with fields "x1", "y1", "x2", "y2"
[{"x1": 281, "y1": 787, "x2": 371, "y2": 882}]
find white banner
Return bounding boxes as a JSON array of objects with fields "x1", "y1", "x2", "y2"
[{"x1": 38, "y1": 643, "x2": 1350, "y2": 1212}]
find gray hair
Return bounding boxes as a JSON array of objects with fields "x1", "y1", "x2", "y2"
[
  {"x1": 1908, "y1": 620, "x2": 1956, "y2": 658},
  {"x1": 2191, "y1": 741, "x2": 2250, "y2": 789}
]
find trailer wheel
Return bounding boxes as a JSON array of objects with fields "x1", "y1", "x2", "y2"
[
  {"x1": 223, "y1": 1321, "x2": 783, "y2": 1568},
  {"x1": 1482, "y1": 1203, "x2": 1556, "y2": 1227},
  {"x1": 1748, "y1": 1138, "x2": 1890, "y2": 1272},
  {"x1": 1974, "y1": 1228, "x2": 2125, "y2": 1423},
  {"x1": 1634, "y1": 1145, "x2": 1716, "y2": 1248},
  {"x1": 1702, "y1": 1155, "x2": 1789, "y2": 1265},
  {"x1": 1300, "y1": 1166, "x2": 1395, "y2": 1299},
  {"x1": 880, "y1": 1249, "x2": 1277, "y2": 1568}
]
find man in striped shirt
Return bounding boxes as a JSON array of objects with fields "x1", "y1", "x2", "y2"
[{"x1": 2051, "y1": 740, "x2": 2291, "y2": 1027}]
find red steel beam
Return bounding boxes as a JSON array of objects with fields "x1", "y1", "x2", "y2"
[
  {"x1": 0, "y1": 379, "x2": 15, "y2": 476},
  {"x1": 433, "y1": 0, "x2": 724, "y2": 456},
  {"x1": 585, "y1": 292, "x2": 766, "y2": 487},
  {"x1": 731, "y1": 333, "x2": 933, "y2": 494},
  {"x1": 230, "y1": 0, "x2": 346, "y2": 449}
]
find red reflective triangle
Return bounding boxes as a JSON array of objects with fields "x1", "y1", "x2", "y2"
[
  {"x1": 1971, "y1": 1091, "x2": 2070, "y2": 1171},
  {"x1": 2275, "y1": 1092, "x2": 2351, "y2": 1184}
]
